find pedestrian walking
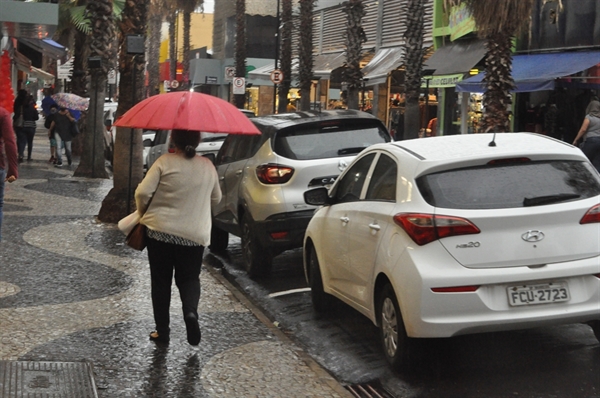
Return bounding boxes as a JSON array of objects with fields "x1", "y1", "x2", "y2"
[
  {"x1": 573, "y1": 100, "x2": 600, "y2": 172},
  {"x1": 12, "y1": 89, "x2": 27, "y2": 163},
  {"x1": 44, "y1": 104, "x2": 59, "y2": 163},
  {"x1": 49, "y1": 107, "x2": 75, "y2": 167},
  {"x1": 21, "y1": 96, "x2": 39, "y2": 161},
  {"x1": 135, "y1": 130, "x2": 222, "y2": 346},
  {"x1": 0, "y1": 106, "x2": 19, "y2": 242}
]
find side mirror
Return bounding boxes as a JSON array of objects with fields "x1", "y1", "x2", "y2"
[
  {"x1": 104, "y1": 119, "x2": 112, "y2": 127},
  {"x1": 304, "y1": 187, "x2": 331, "y2": 206},
  {"x1": 143, "y1": 138, "x2": 152, "y2": 147}
]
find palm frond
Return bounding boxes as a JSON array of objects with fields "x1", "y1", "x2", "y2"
[
  {"x1": 113, "y1": 0, "x2": 125, "y2": 20},
  {"x1": 70, "y1": 5, "x2": 92, "y2": 35}
]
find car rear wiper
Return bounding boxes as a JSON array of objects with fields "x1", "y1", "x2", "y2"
[
  {"x1": 338, "y1": 147, "x2": 367, "y2": 155},
  {"x1": 523, "y1": 193, "x2": 581, "y2": 207}
]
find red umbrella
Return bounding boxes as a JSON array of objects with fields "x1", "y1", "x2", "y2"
[{"x1": 114, "y1": 91, "x2": 260, "y2": 135}]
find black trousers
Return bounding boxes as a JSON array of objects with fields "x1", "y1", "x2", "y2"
[{"x1": 146, "y1": 236, "x2": 204, "y2": 336}]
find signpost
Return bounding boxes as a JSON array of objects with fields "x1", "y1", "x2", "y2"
[
  {"x1": 270, "y1": 69, "x2": 284, "y2": 85},
  {"x1": 232, "y1": 77, "x2": 245, "y2": 95}
]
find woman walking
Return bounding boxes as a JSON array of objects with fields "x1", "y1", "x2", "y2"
[
  {"x1": 21, "y1": 96, "x2": 39, "y2": 161},
  {"x1": 573, "y1": 100, "x2": 600, "y2": 172},
  {"x1": 135, "y1": 130, "x2": 222, "y2": 345}
]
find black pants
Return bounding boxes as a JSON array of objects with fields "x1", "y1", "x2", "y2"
[
  {"x1": 147, "y1": 236, "x2": 204, "y2": 336},
  {"x1": 582, "y1": 137, "x2": 600, "y2": 172},
  {"x1": 22, "y1": 127, "x2": 35, "y2": 159}
]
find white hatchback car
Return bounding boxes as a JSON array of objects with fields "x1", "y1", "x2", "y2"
[{"x1": 303, "y1": 132, "x2": 600, "y2": 370}]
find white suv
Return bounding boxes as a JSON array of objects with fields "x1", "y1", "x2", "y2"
[{"x1": 210, "y1": 110, "x2": 392, "y2": 277}]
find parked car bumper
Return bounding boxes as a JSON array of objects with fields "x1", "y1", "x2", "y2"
[
  {"x1": 392, "y1": 246, "x2": 600, "y2": 338},
  {"x1": 252, "y1": 210, "x2": 315, "y2": 253}
]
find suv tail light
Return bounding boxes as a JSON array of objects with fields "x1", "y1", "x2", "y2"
[
  {"x1": 256, "y1": 164, "x2": 295, "y2": 184},
  {"x1": 393, "y1": 213, "x2": 480, "y2": 246},
  {"x1": 580, "y1": 204, "x2": 600, "y2": 224}
]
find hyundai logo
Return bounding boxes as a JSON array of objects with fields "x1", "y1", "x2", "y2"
[{"x1": 521, "y1": 230, "x2": 545, "y2": 242}]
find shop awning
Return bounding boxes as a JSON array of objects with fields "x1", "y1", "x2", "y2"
[
  {"x1": 313, "y1": 52, "x2": 346, "y2": 78},
  {"x1": 18, "y1": 38, "x2": 67, "y2": 60},
  {"x1": 247, "y1": 59, "x2": 299, "y2": 84},
  {"x1": 456, "y1": 50, "x2": 600, "y2": 93},
  {"x1": 424, "y1": 39, "x2": 486, "y2": 75},
  {"x1": 29, "y1": 66, "x2": 55, "y2": 82},
  {"x1": 14, "y1": 51, "x2": 32, "y2": 73},
  {"x1": 362, "y1": 47, "x2": 405, "y2": 86}
]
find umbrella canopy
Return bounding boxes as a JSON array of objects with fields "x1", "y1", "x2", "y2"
[
  {"x1": 51, "y1": 92, "x2": 89, "y2": 111},
  {"x1": 113, "y1": 92, "x2": 260, "y2": 135}
]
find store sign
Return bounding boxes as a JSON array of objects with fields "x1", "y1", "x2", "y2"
[
  {"x1": 57, "y1": 58, "x2": 74, "y2": 81},
  {"x1": 205, "y1": 76, "x2": 218, "y2": 84},
  {"x1": 449, "y1": 4, "x2": 476, "y2": 41},
  {"x1": 422, "y1": 74, "x2": 464, "y2": 88}
]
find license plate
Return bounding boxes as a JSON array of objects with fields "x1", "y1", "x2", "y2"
[{"x1": 507, "y1": 282, "x2": 570, "y2": 307}]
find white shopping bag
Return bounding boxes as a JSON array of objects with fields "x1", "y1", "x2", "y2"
[{"x1": 118, "y1": 212, "x2": 141, "y2": 236}]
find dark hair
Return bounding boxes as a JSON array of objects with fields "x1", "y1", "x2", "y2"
[{"x1": 171, "y1": 130, "x2": 200, "y2": 159}]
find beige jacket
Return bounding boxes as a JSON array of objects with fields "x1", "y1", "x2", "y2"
[{"x1": 135, "y1": 153, "x2": 222, "y2": 246}]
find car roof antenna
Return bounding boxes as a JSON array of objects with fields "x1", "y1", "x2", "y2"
[{"x1": 486, "y1": 126, "x2": 497, "y2": 147}]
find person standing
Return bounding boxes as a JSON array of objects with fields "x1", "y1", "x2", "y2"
[
  {"x1": 12, "y1": 89, "x2": 28, "y2": 163},
  {"x1": 135, "y1": 130, "x2": 222, "y2": 345},
  {"x1": 0, "y1": 106, "x2": 19, "y2": 242},
  {"x1": 44, "y1": 104, "x2": 59, "y2": 163},
  {"x1": 573, "y1": 100, "x2": 600, "y2": 172},
  {"x1": 49, "y1": 107, "x2": 75, "y2": 167},
  {"x1": 21, "y1": 96, "x2": 39, "y2": 161}
]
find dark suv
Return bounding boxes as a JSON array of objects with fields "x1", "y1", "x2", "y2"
[{"x1": 210, "y1": 110, "x2": 391, "y2": 277}]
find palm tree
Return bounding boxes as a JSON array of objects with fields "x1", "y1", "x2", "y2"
[
  {"x1": 444, "y1": 0, "x2": 535, "y2": 133},
  {"x1": 148, "y1": 0, "x2": 171, "y2": 96},
  {"x1": 74, "y1": 0, "x2": 115, "y2": 179},
  {"x1": 343, "y1": 0, "x2": 366, "y2": 110},
  {"x1": 98, "y1": 0, "x2": 149, "y2": 222},
  {"x1": 298, "y1": 0, "x2": 315, "y2": 111},
  {"x1": 403, "y1": 0, "x2": 426, "y2": 140},
  {"x1": 168, "y1": 10, "x2": 178, "y2": 84},
  {"x1": 178, "y1": 0, "x2": 203, "y2": 90},
  {"x1": 234, "y1": 0, "x2": 246, "y2": 109},
  {"x1": 277, "y1": 0, "x2": 293, "y2": 114}
]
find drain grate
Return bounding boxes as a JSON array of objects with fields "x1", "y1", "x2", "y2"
[
  {"x1": 0, "y1": 361, "x2": 98, "y2": 397},
  {"x1": 345, "y1": 379, "x2": 396, "y2": 398}
]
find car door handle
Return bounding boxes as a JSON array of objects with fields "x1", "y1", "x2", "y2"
[
  {"x1": 368, "y1": 223, "x2": 381, "y2": 231},
  {"x1": 219, "y1": 176, "x2": 225, "y2": 181},
  {"x1": 340, "y1": 217, "x2": 349, "y2": 224},
  {"x1": 235, "y1": 170, "x2": 243, "y2": 176}
]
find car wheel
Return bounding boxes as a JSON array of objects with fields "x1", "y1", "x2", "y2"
[
  {"x1": 308, "y1": 245, "x2": 332, "y2": 313},
  {"x1": 209, "y1": 226, "x2": 229, "y2": 253},
  {"x1": 241, "y1": 213, "x2": 272, "y2": 277},
  {"x1": 590, "y1": 321, "x2": 600, "y2": 343},
  {"x1": 378, "y1": 283, "x2": 411, "y2": 370}
]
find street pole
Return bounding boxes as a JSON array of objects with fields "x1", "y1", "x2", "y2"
[{"x1": 126, "y1": 56, "x2": 137, "y2": 215}]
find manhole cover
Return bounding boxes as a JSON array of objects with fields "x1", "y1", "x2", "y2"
[{"x1": 0, "y1": 361, "x2": 97, "y2": 397}]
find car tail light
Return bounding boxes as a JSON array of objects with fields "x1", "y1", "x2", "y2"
[
  {"x1": 431, "y1": 286, "x2": 480, "y2": 293},
  {"x1": 256, "y1": 164, "x2": 294, "y2": 184},
  {"x1": 580, "y1": 204, "x2": 600, "y2": 224},
  {"x1": 393, "y1": 213, "x2": 480, "y2": 245},
  {"x1": 594, "y1": 274, "x2": 600, "y2": 279}
]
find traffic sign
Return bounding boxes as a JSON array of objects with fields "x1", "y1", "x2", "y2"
[
  {"x1": 170, "y1": 79, "x2": 179, "y2": 89},
  {"x1": 270, "y1": 69, "x2": 284, "y2": 84},
  {"x1": 225, "y1": 66, "x2": 236, "y2": 82},
  {"x1": 232, "y1": 77, "x2": 245, "y2": 94}
]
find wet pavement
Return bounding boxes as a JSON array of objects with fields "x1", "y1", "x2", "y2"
[{"x1": 0, "y1": 129, "x2": 351, "y2": 397}]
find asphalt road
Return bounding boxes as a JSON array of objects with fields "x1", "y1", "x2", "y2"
[{"x1": 205, "y1": 237, "x2": 600, "y2": 398}]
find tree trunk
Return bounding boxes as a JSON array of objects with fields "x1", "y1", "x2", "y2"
[
  {"x1": 298, "y1": 0, "x2": 315, "y2": 111},
  {"x1": 169, "y1": 11, "x2": 177, "y2": 84},
  {"x1": 343, "y1": 0, "x2": 366, "y2": 110},
  {"x1": 277, "y1": 0, "x2": 293, "y2": 114},
  {"x1": 403, "y1": 0, "x2": 425, "y2": 140},
  {"x1": 182, "y1": 11, "x2": 191, "y2": 90},
  {"x1": 147, "y1": 12, "x2": 162, "y2": 96},
  {"x1": 98, "y1": 0, "x2": 148, "y2": 223}
]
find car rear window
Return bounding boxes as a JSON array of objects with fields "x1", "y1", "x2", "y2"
[
  {"x1": 273, "y1": 120, "x2": 390, "y2": 160},
  {"x1": 417, "y1": 160, "x2": 600, "y2": 209}
]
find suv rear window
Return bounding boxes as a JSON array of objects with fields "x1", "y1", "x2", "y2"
[
  {"x1": 417, "y1": 160, "x2": 600, "y2": 209},
  {"x1": 273, "y1": 120, "x2": 390, "y2": 160}
]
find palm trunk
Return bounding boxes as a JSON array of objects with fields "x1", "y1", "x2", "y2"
[
  {"x1": 234, "y1": 0, "x2": 246, "y2": 109},
  {"x1": 148, "y1": 12, "x2": 162, "y2": 96},
  {"x1": 169, "y1": 11, "x2": 177, "y2": 83},
  {"x1": 344, "y1": 0, "x2": 366, "y2": 110},
  {"x1": 403, "y1": 0, "x2": 425, "y2": 140},
  {"x1": 182, "y1": 11, "x2": 191, "y2": 90},
  {"x1": 277, "y1": 0, "x2": 293, "y2": 114},
  {"x1": 298, "y1": 0, "x2": 315, "y2": 111}
]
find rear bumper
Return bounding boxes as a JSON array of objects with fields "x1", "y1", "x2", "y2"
[
  {"x1": 252, "y1": 210, "x2": 314, "y2": 253},
  {"x1": 392, "y1": 248, "x2": 600, "y2": 338}
]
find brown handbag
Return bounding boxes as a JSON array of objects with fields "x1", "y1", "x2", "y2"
[{"x1": 126, "y1": 223, "x2": 147, "y2": 251}]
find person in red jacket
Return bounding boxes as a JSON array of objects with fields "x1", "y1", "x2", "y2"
[{"x1": 0, "y1": 106, "x2": 19, "y2": 242}]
